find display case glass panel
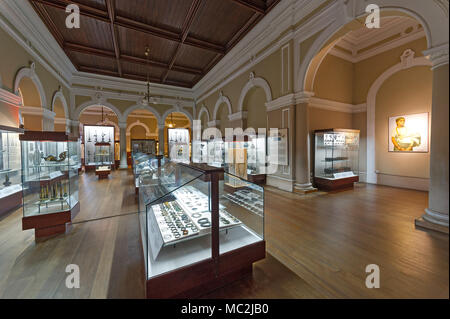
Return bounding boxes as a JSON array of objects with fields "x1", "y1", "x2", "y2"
[
  {"x1": 247, "y1": 135, "x2": 266, "y2": 175},
  {"x1": 168, "y1": 128, "x2": 190, "y2": 163},
  {"x1": 192, "y1": 140, "x2": 207, "y2": 163},
  {"x1": 84, "y1": 125, "x2": 115, "y2": 167},
  {"x1": 219, "y1": 172, "x2": 264, "y2": 254},
  {"x1": 0, "y1": 127, "x2": 22, "y2": 205},
  {"x1": 20, "y1": 134, "x2": 79, "y2": 217},
  {"x1": 314, "y1": 129, "x2": 360, "y2": 180},
  {"x1": 131, "y1": 139, "x2": 157, "y2": 155},
  {"x1": 207, "y1": 139, "x2": 224, "y2": 167}
]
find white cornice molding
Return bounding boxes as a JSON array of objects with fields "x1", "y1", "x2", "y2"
[
  {"x1": 20, "y1": 106, "x2": 56, "y2": 119},
  {"x1": 228, "y1": 111, "x2": 248, "y2": 121},
  {"x1": 309, "y1": 97, "x2": 367, "y2": 114},
  {"x1": 329, "y1": 29, "x2": 427, "y2": 63},
  {"x1": 265, "y1": 91, "x2": 315, "y2": 111},
  {"x1": 208, "y1": 120, "x2": 220, "y2": 127},
  {"x1": 423, "y1": 43, "x2": 449, "y2": 69},
  {"x1": 0, "y1": 88, "x2": 22, "y2": 106}
]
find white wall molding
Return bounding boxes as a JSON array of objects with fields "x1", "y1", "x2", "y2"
[
  {"x1": 51, "y1": 87, "x2": 69, "y2": 119},
  {"x1": 197, "y1": 104, "x2": 210, "y2": 122},
  {"x1": 161, "y1": 108, "x2": 193, "y2": 127},
  {"x1": 228, "y1": 111, "x2": 248, "y2": 121},
  {"x1": 208, "y1": 120, "x2": 220, "y2": 127},
  {"x1": 13, "y1": 63, "x2": 48, "y2": 108},
  {"x1": 366, "y1": 51, "x2": 431, "y2": 184},
  {"x1": 238, "y1": 72, "x2": 272, "y2": 112},
  {"x1": 213, "y1": 91, "x2": 233, "y2": 120},
  {"x1": 74, "y1": 99, "x2": 125, "y2": 123},
  {"x1": 0, "y1": 87, "x2": 22, "y2": 106},
  {"x1": 126, "y1": 120, "x2": 151, "y2": 137},
  {"x1": 20, "y1": 106, "x2": 55, "y2": 120},
  {"x1": 423, "y1": 43, "x2": 449, "y2": 69},
  {"x1": 265, "y1": 91, "x2": 316, "y2": 111},
  {"x1": 122, "y1": 104, "x2": 163, "y2": 125},
  {"x1": 376, "y1": 173, "x2": 429, "y2": 191},
  {"x1": 309, "y1": 97, "x2": 367, "y2": 114}
]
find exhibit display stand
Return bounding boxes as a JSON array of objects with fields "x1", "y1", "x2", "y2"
[
  {"x1": 83, "y1": 125, "x2": 115, "y2": 171},
  {"x1": 313, "y1": 129, "x2": 360, "y2": 191},
  {"x1": 19, "y1": 131, "x2": 80, "y2": 239},
  {"x1": 131, "y1": 139, "x2": 157, "y2": 155},
  {"x1": 168, "y1": 128, "x2": 190, "y2": 163},
  {"x1": 94, "y1": 142, "x2": 112, "y2": 179},
  {"x1": 133, "y1": 153, "x2": 164, "y2": 195},
  {"x1": 0, "y1": 125, "x2": 24, "y2": 217},
  {"x1": 138, "y1": 160, "x2": 265, "y2": 298}
]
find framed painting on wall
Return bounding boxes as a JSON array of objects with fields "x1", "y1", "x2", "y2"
[{"x1": 388, "y1": 112, "x2": 429, "y2": 152}]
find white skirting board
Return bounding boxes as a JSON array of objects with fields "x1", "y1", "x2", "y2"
[
  {"x1": 266, "y1": 175, "x2": 294, "y2": 192},
  {"x1": 371, "y1": 173, "x2": 429, "y2": 191}
]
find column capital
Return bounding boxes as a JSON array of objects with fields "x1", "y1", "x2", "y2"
[
  {"x1": 118, "y1": 121, "x2": 127, "y2": 129},
  {"x1": 423, "y1": 43, "x2": 449, "y2": 70},
  {"x1": 158, "y1": 124, "x2": 166, "y2": 130},
  {"x1": 294, "y1": 91, "x2": 315, "y2": 104},
  {"x1": 228, "y1": 111, "x2": 247, "y2": 121}
]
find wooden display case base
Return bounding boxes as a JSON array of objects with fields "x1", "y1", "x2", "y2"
[
  {"x1": 22, "y1": 202, "x2": 80, "y2": 239},
  {"x1": 85, "y1": 165, "x2": 96, "y2": 172},
  {"x1": 224, "y1": 182, "x2": 248, "y2": 193},
  {"x1": 145, "y1": 241, "x2": 265, "y2": 298},
  {"x1": 247, "y1": 174, "x2": 266, "y2": 185},
  {"x1": 95, "y1": 170, "x2": 111, "y2": 179},
  {"x1": 0, "y1": 191, "x2": 22, "y2": 217},
  {"x1": 314, "y1": 176, "x2": 359, "y2": 191}
]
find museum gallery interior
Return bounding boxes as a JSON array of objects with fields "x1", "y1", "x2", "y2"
[{"x1": 0, "y1": 0, "x2": 448, "y2": 299}]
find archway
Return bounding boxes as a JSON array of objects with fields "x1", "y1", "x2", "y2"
[
  {"x1": 242, "y1": 86, "x2": 268, "y2": 130},
  {"x1": 163, "y1": 112, "x2": 191, "y2": 156},
  {"x1": 126, "y1": 109, "x2": 158, "y2": 158},
  {"x1": 52, "y1": 90, "x2": 68, "y2": 132},
  {"x1": 16, "y1": 76, "x2": 46, "y2": 130}
]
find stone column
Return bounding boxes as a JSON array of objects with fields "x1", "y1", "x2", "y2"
[
  {"x1": 119, "y1": 121, "x2": 128, "y2": 169},
  {"x1": 294, "y1": 92, "x2": 316, "y2": 193},
  {"x1": 158, "y1": 124, "x2": 165, "y2": 155},
  {"x1": 416, "y1": 45, "x2": 449, "y2": 233},
  {"x1": 42, "y1": 109, "x2": 56, "y2": 131}
]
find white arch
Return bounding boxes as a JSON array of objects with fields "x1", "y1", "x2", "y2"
[
  {"x1": 162, "y1": 108, "x2": 193, "y2": 127},
  {"x1": 14, "y1": 63, "x2": 47, "y2": 108},
  {"x1": 297, "y1": 1, "x2": 447, "y2": 91},
  {"x1": 74, "y1": 99, "x2": 124, "y2": 122},
  {"x1": 122, "y1": 104, "x2": 162, "y2": 126},
  {"x1": 213, "y1": 92, "x2": 232, "y2": 120},
  {"x1": 96, "y1": 118, "x2": 120, "y2": 137},
  {"x1": 366, "y1": 53, "x2": 431, "y2": 184},
  {"x1": 238, "y1": 72, "x2": 272, "y2": 112},
  {"x1": 197, "y1": 104, "x2": 210, "y2": 122},
  {"x1": 51, "y1": 88, "x2": 69, "y2": 119},
  {"x1": 126, "y1": 119, "x2": 151, "y2": 137}
]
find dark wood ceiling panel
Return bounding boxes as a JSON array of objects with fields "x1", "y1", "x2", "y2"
[
  {"x1": 29, "y1": 0, "x2": 280, "y2": 88},
  {"x1": 176, "y1": 45, "x2": 217, "y2": 71},
  {"x1": 117, "y1": 26, "x2": 178, "y2": 64},
  {"x1": 188, "y1": 0, "x2": 255, "y2": 46},
  {"x1": 44, "y1": 4, "x2": 114, "y2": 51},
  {"x1": 114, "y1": 0, "x2": 194, "y2": 34}
]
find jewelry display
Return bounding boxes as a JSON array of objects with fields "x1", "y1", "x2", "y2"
[{"x1": 224, "y1": 188, "x2": 264, "y2": 217}]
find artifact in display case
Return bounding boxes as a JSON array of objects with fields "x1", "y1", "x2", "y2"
[
  {"x1": 314, "y1": 129, "x2": 360, "y2": 190},
  {"x1": 192, "y1": 140, "x2": 207, "y2": 163},
  {"x1": 0, "y1": 125, "x2": 24, "y2": 216},
  {"x1": 131, "y1": 139, "x2": 157, "y2": 155},
  {"x1": 20, "y1": 131, "x2": 80, "y2": 238},
  {"x1": 83, "y1": 125, "x2": 115, "y2": 171},
  {"x1": 168, "y1": 128, "x2": 190, "y2": 163},
  {"x1": 224, "y1": 140, "x2": 248, "y2": 192},
  {"x1": 133, "y1": 154, "x2": 165, "y2": 195},
  {"x1": 95, "y1": 142, "x2": 111, "y2": 179},
  {"x1": 138, "y1": 161, "x2": 265, "y2": 298},
  {"x1": 207, "y1": 138, "x2": 224, "y2": 167}
]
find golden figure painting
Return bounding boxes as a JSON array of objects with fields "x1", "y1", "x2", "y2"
[{"x1": 389, "y1": 113, "x2": 428, "y2": 152}]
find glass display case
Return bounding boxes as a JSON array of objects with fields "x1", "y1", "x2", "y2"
[
  {"x1": 84, "y1": 125, "x2": 115, "y2": 170},
  {"x1": 138, "y1": 161, "x2": 265, "y2": 298},
  {"x1": 131, "y1": 139, "x2": 157, "y2": 155},
  {"x1": 192, "y1": 140, "x2": 207, "y2": 163},
  {"x1": 20, "y1": 131, "x2": 80, "y2": 238},
  {"x1": 0, "y1": 125, "x2": 23, "y2": 216},
  {"x1": 133, "y1": 154, "x2": 165, "y2": 194},
  {"x1": 207, "y1": 138, "x2": 224, "y2": 167},
  {"x1": 168, "y1": 128, "x2": 190, "y2": 163},
  {"x1": 314, "y1": 128, "x2": 360, "y2": 190},
  {"x1": 95, "y1": 142, "x2": 112, "y2": 179}
]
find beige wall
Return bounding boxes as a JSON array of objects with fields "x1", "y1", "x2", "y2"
[
  {"x1": 244, "y1": 87, "x2": 268, "y2": 130},
  {"x1": 352, "y1": 112, "x2": 367, "y2": 174},
  {"x1": 375, "y1": 66, "x2": 432, "y2": 179}
]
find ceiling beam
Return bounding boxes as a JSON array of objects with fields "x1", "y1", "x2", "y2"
[
  {"x1": 162, "y1": 0, "x2": 203, "y2": 83},
  {"x1": 64, "y1": 42, "x2": 203, "y2": 75},
  {"x1": 105, "y1": 0, "x2": 122, "y2": 76},
  {"x1": 228, "y1": 0, "x2": 266, "y2": 14},
  {"x1": 30, "y1": 2, "x2": 64, "y2": 47},
  {"x1": 226, "y1": 12, "x2": 261, "y2": 50},
  {"x1": 30, "y1": 0, "x2": 225, "y2": 55}
]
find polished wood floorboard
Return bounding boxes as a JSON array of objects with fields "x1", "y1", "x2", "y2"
[
  {"x1": 0, "y1": 170, "x2": 447, "y2": 298},
  {"x1": 264, "y1": 184, "x2": 449, "y2": 298}
]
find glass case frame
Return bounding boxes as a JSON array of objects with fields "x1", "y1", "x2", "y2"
[
  {"x1": 20, "y1": 131, "x2": 80, "y2": 239},
  {"x1": 131, "y1": 139, "x2": 157, "y2": 156},
  {"x1": 313, "y1": 128, "x2": 360, "y2": 190},
  {"x1": 138, "y1": 160, "x2": 265, "y2": 298},
  {"x1": 168, "y1": 128, "x2": 190, "y2": 163},
  {"x1": 0, "y1": 125, "x2": 24, "y2": 216},
  {"x1": 83, "y1": 125, "x2": 115, "y2": 171}
]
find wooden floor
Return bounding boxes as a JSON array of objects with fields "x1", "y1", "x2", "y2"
[{"x1": 0, "y1": 170, "x2": 447, "y2": 298}]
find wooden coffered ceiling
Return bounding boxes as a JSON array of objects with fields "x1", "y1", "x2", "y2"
[{"x1": 29, "y1": 0, "x2": 280, "y2": 88}]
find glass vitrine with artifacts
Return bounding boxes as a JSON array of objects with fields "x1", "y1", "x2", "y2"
[
  {"x1": 0, "y1": 125, "x2": 23, "y2": 216},
  {"x1": 138, "y1": 160, "x2": 265, "y2": 298},
  {"x1": 95, "y1": 142, "x2": 112, "y2": 179},
  {"x1": 20, "y1": 131, "x2": 80, "y2": 238},
  {"x1": 245, "y1": 134, "x2": 266, "y2": 184},
  {"x1": 207, "y1": 138, "x2": 224, "y2": 167},
  {"x1": 192, "y1": 140, "x2": 207, "y2": 163},
  {"x1": 168, "y1": 128, "x2": 190, "y2": 163},
  {"x1": 314, "y1": 129, "x2": 360, "y2": 190},
  {"x1": 131, "y1": 139, "x2": 157, "y2": 155},
  {"x1": 83, "y1": 125, "x2": 115, "y2": 170}
]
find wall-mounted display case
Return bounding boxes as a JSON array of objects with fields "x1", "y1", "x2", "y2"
[
  {"x1": 84, "y1": 125, "x2": 115, "y2": 170},
  {"x1": 20, "y1": 131, "x2": 80, "y2": 238},
  {"x1": 314, "y1": 128, "x2": 360, "y2": 190},
  {"x1": 0, "y1": 125, "x2": 24, "y2": 216},
  {"x1": 131, "y1": 139, "x2": 157, "y2": 155},
  {"x1": 138, "y1": 161, "x2": 265, "y2": 298},
  {"x1": 168, "y1": 128, "x2": 190, "y2": 163}
]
